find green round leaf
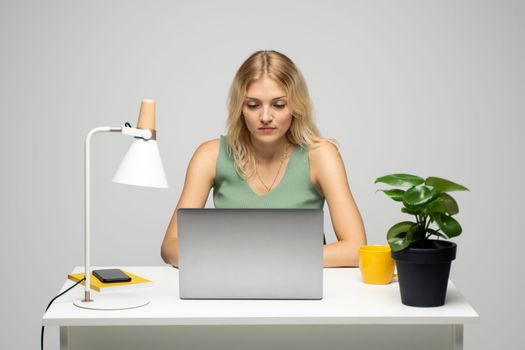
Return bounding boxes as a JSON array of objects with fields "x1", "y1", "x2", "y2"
[
  {"x1": 401, "y1": 207, "x2": 420, "y2": 215},
  {"x1": 387, "y1": 221, "x2": 414, "y2": 240},
  {"x1": 403, "y1": 185, "x2": 440, "y2": 208},
  {"x1": 428, "y1": 200, "x2": 447, "y2": 216},
  {"x1": 389, "y1": 238, "x2": 410, "y2": 252},
  {"x1": 437, "y1": 193, "x2": 459, "y2": 215},
  {"x1": 375, "y1": 174, "x2": 424, "y2": 187},
  {"x1": 406, "y1": 223, "x2": 425, "y2": 243},
  {"x1": 425, "y1": 177, "x2": 469, "y2": 192},
  {"x1": 377, "y1": 189, "x2": 405, "y2": 202},
  {"x1": 434, "y1": 212, "x2": 462, "y2": 238}
]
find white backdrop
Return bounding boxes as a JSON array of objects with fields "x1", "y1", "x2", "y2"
[{"x1": 1, "y1": 1, "x2": 524, "y2": 349}]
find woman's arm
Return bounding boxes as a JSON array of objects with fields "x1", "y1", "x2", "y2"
[
  {"x1": 309, "y1": 142, "x2": 367, "y2": 267},
  {"x1": 160, "y1": 139, "x2": 219, "y2": 267}
]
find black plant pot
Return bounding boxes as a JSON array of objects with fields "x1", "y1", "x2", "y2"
[{"x1": 391, "y1": 240, "x2": 457, "y2": 307}]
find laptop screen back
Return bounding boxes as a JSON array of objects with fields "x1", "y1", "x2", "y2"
[{"x1": 177, "y1": 208, "x2": 323, "y2": 299}]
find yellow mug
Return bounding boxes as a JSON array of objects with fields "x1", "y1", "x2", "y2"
[{"x1": 359, "y1": 245, "x2": 396, "y2": 284}]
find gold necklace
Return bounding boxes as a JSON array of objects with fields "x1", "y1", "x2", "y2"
[{"x1": 255, "y1": 144, "x2": 290, "y2": 193}]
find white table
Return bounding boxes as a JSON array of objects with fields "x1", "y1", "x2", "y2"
[{"x1": 43, "y1": 266, "x2": 479, "y2": 350}]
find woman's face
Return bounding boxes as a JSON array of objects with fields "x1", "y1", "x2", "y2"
[{"x1": 242, "y1": 76, "x2": 293, "y2": 145}]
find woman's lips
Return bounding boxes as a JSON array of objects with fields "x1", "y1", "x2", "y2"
[{"x1": 258, "y1": 127, "x2": 276, "y2": 134}]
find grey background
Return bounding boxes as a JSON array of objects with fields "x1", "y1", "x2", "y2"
[{"x1": 1, "y1": 0, "x2": 523, "y2": 349}]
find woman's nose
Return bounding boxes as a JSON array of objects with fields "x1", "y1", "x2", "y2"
[{"x1": 260, "y1": 106, "x2": 273, "y2": 123}]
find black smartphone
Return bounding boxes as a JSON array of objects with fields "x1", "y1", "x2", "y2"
[{"x1": 92, "y1": 269, "x2": 132, "y2": 283}]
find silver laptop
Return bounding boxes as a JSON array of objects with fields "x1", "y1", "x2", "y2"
[{"x1": 177, "y1": 208, "x2": 323, "y2": 300}]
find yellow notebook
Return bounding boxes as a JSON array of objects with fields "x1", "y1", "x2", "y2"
[{"x1": 68, "y1": 270, "x2": 153, "y2": 293}]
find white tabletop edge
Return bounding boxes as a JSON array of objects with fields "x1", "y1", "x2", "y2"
[
  {"x1": 42, "y1": 266, "x2": 480, "y2": 327},
  {"x1": 42, "y1": 315, "x2": 480, "y2": 327}
]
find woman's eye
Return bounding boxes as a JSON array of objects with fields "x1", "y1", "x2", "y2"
[{"x1": 246, "y1": 103, "x2": 285, "y2": 109}]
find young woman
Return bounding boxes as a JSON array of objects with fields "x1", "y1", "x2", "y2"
[{"x1": 161, "y1": 50, "x2": 366, "y2": 267}]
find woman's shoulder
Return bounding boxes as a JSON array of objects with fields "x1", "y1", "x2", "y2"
[
  {"x1": 197, "y1": 138, "x2": 220, "y2": 151},
  {"x1": 308, "y1": 139, "x2": 341, "y2": 161},
  {"x1": 306, "y1": 139, "x2": 341, "y2": 196},
  {"x1": 185, "y1": 138, "x2": 221, "y2": 182},
  {"x1": 191, "y1": 138, "x2": 221, "y2": 162}
]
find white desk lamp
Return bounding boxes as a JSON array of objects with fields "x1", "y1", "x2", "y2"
[{"x1": 74, "y1": 99, "x2": 168, "y2": 310}]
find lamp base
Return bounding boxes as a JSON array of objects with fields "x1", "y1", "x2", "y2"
[{"x1": 73, "y1": 293, "x2": 150, "y2": 310}]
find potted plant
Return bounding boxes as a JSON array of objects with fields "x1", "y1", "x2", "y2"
[{"x1": 375, "y1": 174, "x2": 469, "y2": 307}]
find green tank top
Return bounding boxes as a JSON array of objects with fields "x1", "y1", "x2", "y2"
[{"x1": 213, "y1": 135, "x2": 325, "y2": 209}]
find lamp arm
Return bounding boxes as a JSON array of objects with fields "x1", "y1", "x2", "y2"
[
  {"x1": 83, "y1": 124, "x2": 154, "y2": 302},
  {"x1": 84, "y1": 127, "x2": 119, "y2": 302}
]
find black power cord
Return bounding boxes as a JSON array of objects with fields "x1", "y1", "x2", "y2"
[{"x1": 41, "y1": 277, "x2": 85, "y2": 350}]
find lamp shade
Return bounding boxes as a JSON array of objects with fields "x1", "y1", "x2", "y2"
[
  {"x1": 112, "y1": 138, "x2": 168, "y2": 188},
  {"x1": 112, "y1": 99, "x2": 168, "y2": 188}
]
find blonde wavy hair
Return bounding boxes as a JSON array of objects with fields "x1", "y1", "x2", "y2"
[{"x1": 226, "y1": 50, "x2": 336, "y2": 178}]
